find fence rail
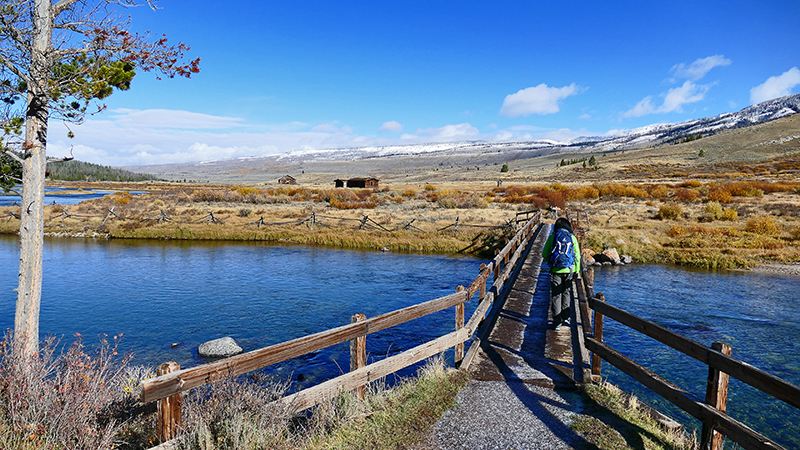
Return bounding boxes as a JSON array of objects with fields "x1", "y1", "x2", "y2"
[
  {"x1": 140, "y1": 212, "x2": 542, "y2": 444},
  {"x1": 575, "y1": 264, "x2": 799, "y2": 450}
]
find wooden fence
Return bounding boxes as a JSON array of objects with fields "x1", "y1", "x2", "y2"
[
  {"x1": 574, "y1": 266, "x2": 800, "y2": 450},
  {"x1": 139, "y1": 212, "x2": 543, "y2": 444}
]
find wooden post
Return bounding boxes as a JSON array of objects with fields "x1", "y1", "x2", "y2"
[
  {"x1": 157, "y1": 361, "x2": 181, "y2": 443},
  {"x1": 591, "y1": 293, "x2": 605, "y2": 381},
  {"x1": 479, "y1": 264, "x2": 487, "y2": 300},
  {"x1": 310, "y1": 212, "x2": 315, "y2": 230},
  {"x1": 701, "y1": 342, "x2": 732, "y2": 450},
  {"x1": 455, "y1": 286, "x2": 465, "y2": 366},
  {"x1": 585, "y1": 267, "x2": 594, "y2": 292},
  {"x1": 493, "y1": 250, "x2": 500, "y2": 281},
  {"x1": 350, "y1": 313, "x2": 367, "y2": 400}
]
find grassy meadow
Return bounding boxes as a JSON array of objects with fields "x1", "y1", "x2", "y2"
[{"x1": 2, "y1": 176, "x2": 799, "y2": 269}]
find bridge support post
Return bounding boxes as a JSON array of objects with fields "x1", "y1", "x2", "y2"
[
  {"x1": 701, "y1": 342, "x2": 731, "y2": 450},
  {"x1": 591, "y1": 293, "x2": 605, "y2": 381},
  {"x1": 350, "y1": 313, "x2": 367, "y2": 400},
  {"x1": 455, "y1": 286, "x2": 465, "y2": 365},
  {"x1": 157, "y1": 361, "x2": 182, "y2": 443}
]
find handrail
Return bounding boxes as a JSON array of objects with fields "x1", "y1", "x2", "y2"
[
  {"x1": 587, "y1": 296, "x2": 800, "y2": 410},
  {"x1": 579, "y1": 278, "x2": 798, "y2": 450},
  {"x1": 141, "y1": 211, "x2": 542, "y2": 444}
]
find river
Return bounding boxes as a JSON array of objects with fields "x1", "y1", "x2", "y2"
[
  {"x1": 0, "y1": 235, "x2": 482, "y2": 387},
  {"x1": 593, "y1": 264, "x2": 800, "y2": 449},
  {"x1": 1, "y1": 236, "x2": 797, "y2": 447}
]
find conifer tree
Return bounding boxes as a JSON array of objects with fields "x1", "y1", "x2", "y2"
[{"x1": 0, "y1": 0, "x2": 199, "y2": 356}]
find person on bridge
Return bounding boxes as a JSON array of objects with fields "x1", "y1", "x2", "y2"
[{"x1": 542, "y1": 217, "x2": 581, "y2": 331}]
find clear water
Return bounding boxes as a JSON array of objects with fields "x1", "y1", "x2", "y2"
[
  {"x1": 593, "y1": 264, "x2": 800, "y2": 449},
  {"x1": 0, "y1": 235, "x2": 483, "y2": 388},
  {"x1": 0, "y1": 187, "x2": 147, "y2": 207}
]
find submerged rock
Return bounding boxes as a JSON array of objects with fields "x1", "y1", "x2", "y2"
[{"x1": 198, "y1": 337, "x2": 243, "y2": 358}]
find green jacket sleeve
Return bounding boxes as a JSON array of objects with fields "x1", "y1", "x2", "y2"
[{"x1": 572, "y1": 235, "x2": 581, "y2": 273}]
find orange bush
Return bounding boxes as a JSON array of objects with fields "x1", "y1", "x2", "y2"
[{"x1": 707, "y1": 188, "x2": 733, "y2": 203}]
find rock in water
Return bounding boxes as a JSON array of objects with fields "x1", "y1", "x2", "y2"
[{"x1": 198, "y1": 337, "x2": 243, "y2": 358}]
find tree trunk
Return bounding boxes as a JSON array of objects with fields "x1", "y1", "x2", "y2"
[{"x1": 15, "y1": 0, "x2": 53, "y2": 357}]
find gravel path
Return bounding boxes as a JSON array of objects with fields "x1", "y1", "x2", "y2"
[{"x1": 422, "y1": 380, "x2": 589, "y2": 450}]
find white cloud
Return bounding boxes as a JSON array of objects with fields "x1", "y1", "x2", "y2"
[
  {"x1": 670, "y1": 55, "x2": 731, "y2": 81},
  {"x1": 109, "y1": 108, "x2": 245, "y2": 129},
  {"x1": 750, "y1": 67, "x2": 800, "y2": 104},
  {"x1": 624, "y1": 55, "x2": 727, "y2": 118},
  {"x1": 379, "y1": 120, "x2": 403, "y2": 133},
  {"x1": 500, "y1": 83, "x2": 580, "y2": 117},
  {"x1": 661, "y1": 80, "x2": 711, "y2": 112},
  {"x1": 624, "y1": 80, "x2": 710, "y2": 118},
  {"x1": 624, "y1": 96, "x2": 657, "y2": 118},
  {"x1": 402, "y1": 123, "x2": 480, "y2": 141}
]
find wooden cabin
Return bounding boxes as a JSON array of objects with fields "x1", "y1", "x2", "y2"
[
  {"x1": 334, "y1": 177, "x2": 379, "y2": 188},
  {"x1": 278, "y1": 175, "x2": 297, "y2": 185}
]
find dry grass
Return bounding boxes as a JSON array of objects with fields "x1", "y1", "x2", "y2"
[{"x1": 573, "y1": 382, "x2": 695, "y2": 450}]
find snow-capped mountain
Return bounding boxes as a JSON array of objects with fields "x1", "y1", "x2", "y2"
[{"x1": 265, "y1": 94, "x2": 800, "y2": 163}]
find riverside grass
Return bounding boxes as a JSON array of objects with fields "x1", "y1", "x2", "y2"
[
  {"x1": 572, "y1": 382, "x2": 695, "y2": 450},
  {"x1": 1, "y1": 178, "x2": 799, "y2": 268}
]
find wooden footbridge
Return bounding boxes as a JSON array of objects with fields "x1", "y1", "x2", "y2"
[{"x1": 140, "y1": 212, "x2": 799, "y2": 450}]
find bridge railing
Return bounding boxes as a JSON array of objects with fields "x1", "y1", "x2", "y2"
[
  {"x1": 574, "y1": 268, "x2": 800, "y2": 450},
  {"x1": 140, "y1": 212, "x2": 542, "y2": 444}
]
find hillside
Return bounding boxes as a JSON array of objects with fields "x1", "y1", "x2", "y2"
[{"x1": 123, "y1": 94, "x2": 800, "y2": 186}]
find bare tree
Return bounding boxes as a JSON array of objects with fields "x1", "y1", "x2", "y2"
[{"x1": 0, "y1": 0, "x2": 199, "y2": 356}]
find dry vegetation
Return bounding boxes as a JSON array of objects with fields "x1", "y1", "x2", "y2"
[{"x1": 3, "y1": 176, "x2": 798, "y2": 269}]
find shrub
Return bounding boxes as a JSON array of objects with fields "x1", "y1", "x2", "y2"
[
  {"x1": 436, "y1": 191, "x2": 488, "y2": 209},
  {"x1": 657, "y1": 202, "x2": 683, "y2": 220},
  {"x1": 401, "y1": 189, "x2": 417, "y2": 198},
  {"x1": 707, "y1": 188, "x2": 733, "y2": 203},
  {"x1": 720, "y1": 207, "x2": 738, "y2": 221},
  {"x1": 704, "y1": 201, "x2": 723, "y2": 220},
  {"x1": 675, "y1": 188, "x2": 700, "y2": 202},
  {"x1": 745, "y1": 216, "x2": 781, "y2": 236},
  {"x1": 0, "y1": 334, "x2": 137, "y2": 450},
  {"x1": 424, "y1": 184, "x2": 437, "y2": 192},
  {"x1": 500, "y1": 164, "x2": 509, "y2": 172}
]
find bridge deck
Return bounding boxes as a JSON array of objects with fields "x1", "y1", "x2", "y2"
[
  {"x1": 430, "y1": 223, "x2": 592, "y2": 449},
  {"x1": 467, "y1": 222, "x2": 583, "y2": 389}
]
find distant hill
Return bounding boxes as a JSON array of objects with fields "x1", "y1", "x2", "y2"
[
  {"x1": 123, "y1": 94, "x2": 800, "y2": 185},
  {"x1": 48, "y1": 160, "x2": 158, "y2": 182}
]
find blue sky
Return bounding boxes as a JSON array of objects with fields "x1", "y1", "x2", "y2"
[{"x1": 50, "y1": 0, "x2": 800, "y2": 166}]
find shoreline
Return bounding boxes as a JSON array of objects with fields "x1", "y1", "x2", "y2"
[{"x1": 747, "y1": 262, "x2": 800, "y2": 277}]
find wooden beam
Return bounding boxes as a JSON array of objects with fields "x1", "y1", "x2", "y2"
[
  {"x1": 280, "y1": 328, "x2": 470, "y2": 412},
  {"x1": 586, "y1": 338, "x2": 785, "y2": 450},
  {"x1": 588, "y1": 297, "x2": 800, "y2": 410},
  {"x1": 156, "y1": 362, "x2": 181, "y2": 443},
  {"x1": 350, "y1": 313, "x2": 367, "y2": 400},
  {"x1": 701, "y1": 342, "x2": 732, "y2": 450},
  {"x1": 141, "y1": 290, "x2": 468, "y2": 403}
]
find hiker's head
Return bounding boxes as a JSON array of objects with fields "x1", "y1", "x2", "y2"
[{"x1": 554, "y1": 217, "x2": 573, "y2": 233}]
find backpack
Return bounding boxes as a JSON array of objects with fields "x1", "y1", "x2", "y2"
[{"x1": 549, "y1": 228, "x2": 575, "y2": 270}]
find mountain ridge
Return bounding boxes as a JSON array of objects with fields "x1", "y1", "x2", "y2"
[{"x1": 123, "y1": 94, "x2": 800, "y2": 183}]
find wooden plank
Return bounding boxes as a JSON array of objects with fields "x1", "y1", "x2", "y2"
[
  {"x1": 701, "y1": 342, "x2": 732, "y2": 450},
  {"x1": 588, "y1": 297, "x2": 800, "y2": 410},
  {"x1": 141, "y1": 290, "x2": 468, "y2": 403},
  {"x1": 280, "y1": 328, "x2": 470, "y2": 412},
  {"x1": 586, "y1": 338, "x2": 785, "y2": 450}
]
